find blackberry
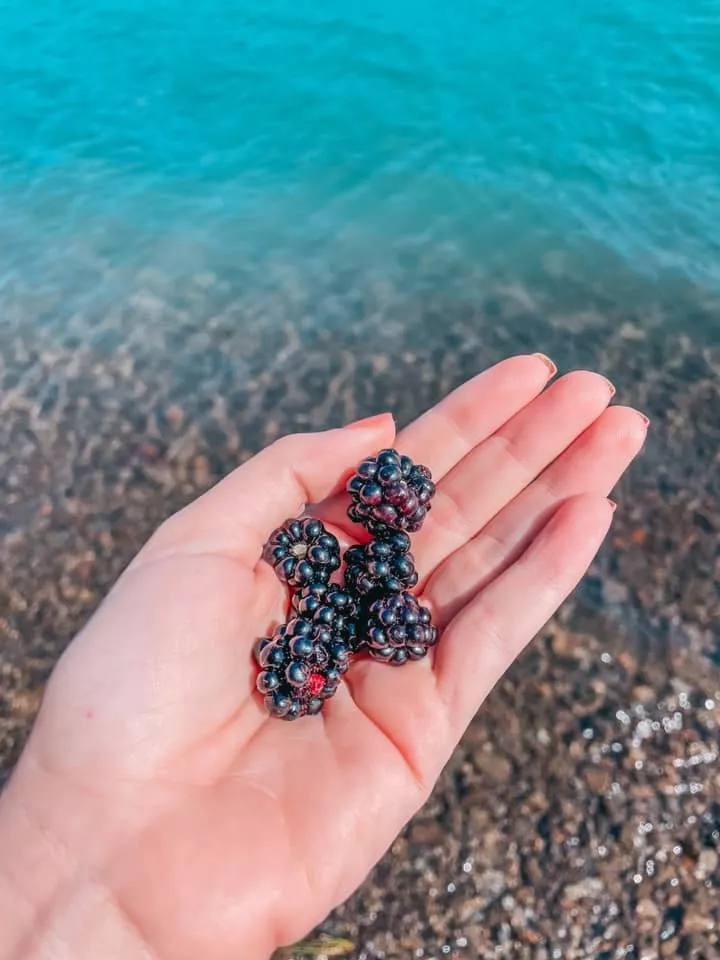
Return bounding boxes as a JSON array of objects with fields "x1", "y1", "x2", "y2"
[
  {"x1": 360, "y1": 591, "x2": 438, "y2": 666},
  {"x1": 293, "y1": 582, "x2": 358, "y2": 645},
  {"x1": 346, "y1": 449, "x2": 435, "y2": 536},
  {"x1": 263, "y1": 517, "x2": 341, "y2": 589},
  {"x1": 254, "y1": 615, "x2": 352, "y2": 720},
  {"x1": 343, "y1": 533, "x2": 418, "y2": 598}
]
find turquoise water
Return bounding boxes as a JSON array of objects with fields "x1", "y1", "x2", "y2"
[{"x1": 1, "y1": 0, "x2": 719, "y2": 319}]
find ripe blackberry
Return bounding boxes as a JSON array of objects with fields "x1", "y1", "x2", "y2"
[
  {"x1": 343, "y1": 533, "x2": 418, "y2": 598},
  {"x1": 254, "y1": 614, "x2": 352, "y2": 720},
  {"x1": 360, "y1": 591, "x2": 438, "y2": 666},
  {"x1": 263, "y1": 517, "x2": 340, "y2": 588},
  {"x1": 346, "y1": 448, "x2": 435, "y2": 536},
  {"x1": 293, "y1": 582, "x2": 358, "y2": 642}
]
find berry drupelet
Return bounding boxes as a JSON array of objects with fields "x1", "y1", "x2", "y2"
[
  {"x1": 254, "y1": 614, "x2": 352, "y2": 720},
  {"x1": 343, "y1": 532, "x2": 418, "y2": 599},
  {"x1": 346, "y1": 448, "x2": 436, "y2": 536},
  {"x1": 360, "y1": 591, "x2": 438, "y2": 666},
  {"x1": 262, "y1": 517, "x2": 341, "y2": 589}
]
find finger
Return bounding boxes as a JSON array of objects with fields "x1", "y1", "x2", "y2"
[
  {"x1": 136, "y1": 413, "x2": 396, "y2": 567},
  {"x1": 315, "y1": 354, "x2": 556, "y2": 534},
  {"x1": 411, "y1": 370, "x2": 615, "y2": 574},
  {"x1": 397, "y1": 353, "x2": 556, "y2": 476},
  {"x1": 425, "y1": 405, "x2": 648, "y2": 625},
  {"x1": 434, "y1": 494, "x2": 614, "y2": 732}
]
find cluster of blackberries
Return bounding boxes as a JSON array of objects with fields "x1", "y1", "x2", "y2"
[
  {"x1": 344, "y1": 451, "x2": 437, "y2": 666},
  {"x1": 257, "y1": 448, "x2": 438, "y2": 720},
  {"x1": 258, "y1": 522, "x2": 351, "y2": 720},
  {"x1": 253, "y1": 584, "x2": 355, "y2": 720}
]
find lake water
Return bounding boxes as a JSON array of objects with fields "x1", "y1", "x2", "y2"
[
  {"x1": 1, "y1": 0, "x2": 719, "y2": 326},
  {"x1": 2, "y1": 7, "x2": 720, "y2": 945}
]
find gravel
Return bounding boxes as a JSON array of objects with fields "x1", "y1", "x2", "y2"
[{"x1": 1, "y1": 270, "x2": 719, "y2": 958}]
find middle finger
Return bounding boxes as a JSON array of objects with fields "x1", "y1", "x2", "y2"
[
  {"x1": 410, "y1": 370, "x2": 615, "y2": 576},
  {"x1": 423, "y1": 403, "x2": 648, "y2": 627}
]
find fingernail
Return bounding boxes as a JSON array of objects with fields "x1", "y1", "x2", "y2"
[
  {"x1": 532, "y1": 353, "x2": 557, "y2": 377},
  {"x1": 607, "y1": 498, "x2": 618, "y2": 512},
  {"x1": 636, "y1": 411, "x2": 650, "y2": 428},
  {"x1": 600, "y1": 376, "x2": 616, "y2": 397},
  {"x1": 345, "y1": 412, "x2": 394, "y2": 432}
]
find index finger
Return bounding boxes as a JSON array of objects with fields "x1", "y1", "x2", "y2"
[
  {"x1": 398, "y1": 353, "x2": 556, "y2": 477},
  {"x1": 315, "y1": 354, "x2": 555, "y2": 536}
]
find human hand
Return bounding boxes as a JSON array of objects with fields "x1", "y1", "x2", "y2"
[{"x1": 0, "y1": 356, "x2": 648, "y2": 960}]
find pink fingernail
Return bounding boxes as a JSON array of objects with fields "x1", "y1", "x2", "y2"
[
  {"x1": 607, "y1": 498, "x2": 618, "y2": 512},
  {"x1": 600, "y1": 376, "x2": 616, "y2": 397},
  {"x1": 532, "y1": 353, "x2": 557, "y2": 378},
  {"x1": 637, "y1": 411, "x2": 650, "y2": 428},
  {"x1": 346, "y1": 412, "x2": 394, "y2": 431}
]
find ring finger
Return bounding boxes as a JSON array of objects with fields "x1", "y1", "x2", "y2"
[{"x1": 423, "y1": 404, "x2": 648, "y2": 627}]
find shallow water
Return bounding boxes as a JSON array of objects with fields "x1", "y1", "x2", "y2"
[
  {"x1": 2, "y1": 8, "x2": 720, "y2": 952},
  {"x1": 1, "y1": 0, "x2": 720, "y2": 321}
]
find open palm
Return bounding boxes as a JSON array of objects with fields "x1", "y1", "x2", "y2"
[{"x1": 1, "y1": 356, "x2": 647, "y2": 960}]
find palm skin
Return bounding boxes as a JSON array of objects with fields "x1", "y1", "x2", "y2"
[{"x1": 0, "y1": 356, "x2": 647, "y2": 960}]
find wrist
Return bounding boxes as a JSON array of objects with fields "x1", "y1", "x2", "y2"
[
  {"x1": 0, "y1": 763, "x2": 163, "y2": 960},
  {"x1": 0, "y1": 755, "x2": 86, "y2": 958},
  {"x1": 0, "y1": 754, "x2": 276, "y2": 960}
]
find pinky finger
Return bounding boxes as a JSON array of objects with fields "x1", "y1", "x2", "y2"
[{"x1": 433, "y1": 494, "x2": 615, "y2": 733}]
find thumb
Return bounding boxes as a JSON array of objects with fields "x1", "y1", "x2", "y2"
[{"x1": 140, "y1": 414, "x2": 396, "y2": 566}]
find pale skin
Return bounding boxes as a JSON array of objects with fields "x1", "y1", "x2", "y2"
[{"x1": 0, "y1": 355, "x2": 648, "y2": 960}]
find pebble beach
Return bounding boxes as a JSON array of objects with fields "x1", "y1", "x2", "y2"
[{"x1": 1, "y1": 268, "x2": 718, "y2": 958}]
